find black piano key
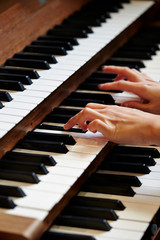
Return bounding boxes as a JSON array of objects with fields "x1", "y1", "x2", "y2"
[
  {"x1": 0, "y1": 67, "x2": 39, "y2": 79},
  {"x1": 0, "y1": 73, "x2": 32, "y2": 85},
  {"x1": 85, "y1": 77, "x2": 113, "y2": 84},
  {"x1": 14, "y1": 52, "x2": 57, "y2": 64},
  {"x1": 62, "y1": 97, "x2": 114, "y2": 107},
  {"x1": 63, "y1": 20, "x2": 95, "y2": 33},
  {"x1": 24, "y1": 45, "x2": 67, "y2": 56},
  {"x1": 48, "y1": 29, "x2": 88, "y2": 38},
  {"x1": 55, "y1": 24, "x2": 93, "y2": 34},
  {"x1": 39, "y1": 35, "x2": 79, "y2": 45},
  {"x1": 62, "y1": 205, "x2": 118, "y2": 220},
  {"x1": 5, "y1": 58, "x2": 50, "y2": 70},
  {"x1": 5, "y1": 151, "x2": 56, "y2": 166},
  {"x1": 42, "y1": 231, "x2": 96, "y2": 240},
  {"x1": 91, "y1": 72, "x2": 116, "y2": 79},
  {"x1": 104, "y1": 59, "x2": 145, "y2": 68},
  {"x1": 67, "y1": 91, "x2": 115, "y2": 104},
  {"x1": 113, "y1": 50, "x2": 152, "y2": 59},
  {"x1": 113, "y1": 145, "x2": 160, "y2": 158},
  {"x1": 16, "y1": 139, "x2": 68, "y2": 153},
  {"x1": 0, "y1": 169, "x2": 40, "y2": 183},
  {"x1": 83, "y1": 3, "x2": 111, "y2": 18},
  {"x1": 55, "y1": 215, "x2": 111, "y2": 231},
  {"x1": 67, "y1": 16, "x2": 101, "y2": 27},
  {"x1": 52, "y1": 107, "x2": 81, "y2": 115},
  {"x1": 0, "y1": 91, "x2": 12, "y2": 102},
  {"x1": 71, "y1": 196, "x2": 125, "y2": 210},
  {"x1": 44, "y1": 113, "x2": 73, "y2": 123},
  {"x1": 0, "y1": 196, "x2": 16, "y2": 209},
  {"x1": 0, "y1": 102, "x2": 4, "y2": 109},
  {"x1": 32, "y1": 40, "x2": 73, "y2": 50},
  {"x1": 0, "y1": 80, "x2": 25, "y2": 91},
  {"x1": 81, "y1": 182, "x2": 135, "y2": 197},
  {"x1": 69, "y1": 91, "x2": 114, "y2": 101},
  {"x1": 100, "y1": 161, "x2": 150, "y2": 174},
  {"x1": 0, "y1": 160, "x2": 48, "y2": 175},
  {"x1": 78, "y1": 82, "x2": 100, "y2": 91},
  {"x1": 0, "y1": 185, "x2": 25, "y2": 197},
  {"x1": 37, "y1": 124, "x2": 86, "y2": 133},
  {"x1": 26, "y1": 131, "x2": 76, "y2": 145},
  {"x1": 72, "y1": 11, "x2": 107, "y2": 23},
  {"x1": 121, "y1": 45, "x2": 156, "y2": 55},
  {"x1": 87, "y1": 173, "x2": 141, "y2": 187},
  {"x1": 107, "y1": 153, "x2": 156, "y2": 166},
  {"x1": 78, "y1": 82, "x2": 122, "y2": 93},
  {"x1": 128, "y1": 41, "x2": 159, "y2": 50}
]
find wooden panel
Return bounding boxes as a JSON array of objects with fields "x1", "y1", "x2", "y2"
[
  {"x1": 0, "y1": 0, "x2": 91, "y2": 65},
  {"x1": 0, "y1": 213, "x2": 44, "y2": 240}
]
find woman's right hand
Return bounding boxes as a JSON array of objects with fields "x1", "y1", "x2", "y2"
[{"x1": 98, "y1": 66, "x2": 160, "y2": 114}]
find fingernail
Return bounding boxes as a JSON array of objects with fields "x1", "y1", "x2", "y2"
[
  {"x1": 63, "y1": 123, "x2": 68, "y2": 129},
  {"x1": 101, "y1": 65, "x2": 107, "y2": 70}
]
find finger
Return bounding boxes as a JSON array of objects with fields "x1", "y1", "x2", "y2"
[
  {"x1": 114, "y1": 74, "x2": 126, "y2": 81},
  {"x1": 86, "y1": 103, "x2": 108, "y2": 110},
  {"x1": 131, "y1": 69, "x2": 154, "y2": 82},
  {"x1": 88, "y1": 119, "x2": 113, "y2": 140},
  {"x1": 121, "y1": 101, "x2": 151, "y2": 112},
  {"x1": 102, "y1": 66, "x2": 142, "y2": 82},
  {"x1": 64, "y1": 108, "x2": 104, "y2": 130},
  {"x1": 99, "y1": 80, "x2": 146, "y2": 98}
]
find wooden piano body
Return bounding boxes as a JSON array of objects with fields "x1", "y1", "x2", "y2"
[{"x1": 0, "y1": 0, "x2": 160, "y2": 239}]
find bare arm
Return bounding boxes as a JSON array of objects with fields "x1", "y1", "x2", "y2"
[{"x1": 64, "y1": 103, "x2": 160, "y2": 146}]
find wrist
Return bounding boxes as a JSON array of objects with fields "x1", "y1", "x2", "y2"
[{"x1": 150, "y1": 116, "x2": 160, "y2": 146}]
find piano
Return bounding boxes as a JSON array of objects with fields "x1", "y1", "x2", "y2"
[{"x1": 0, "y1": 0, "x2": 160, "y2": 239}]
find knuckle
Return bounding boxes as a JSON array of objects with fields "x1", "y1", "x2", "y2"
[{"x1": 123, "y1": 66, "x2": 130, "y2": 73}]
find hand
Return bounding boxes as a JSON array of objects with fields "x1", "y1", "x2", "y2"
[
  {"x1": 98, "y1": 66, "x2": 160, "y2": 114},
  {"x1": 64, "y1": 103, "x2": 160, "y2": 146}
]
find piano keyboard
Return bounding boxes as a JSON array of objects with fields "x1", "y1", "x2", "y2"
[
  {"x1": 0, "y1": 0, "x2": 154, "y2": 139},
  {"x1": 41, "y1": 145, "x2": 160, "y2": 240},
  {"x1": 0, "y1": 1, "x2": 159, "y2": 240}
]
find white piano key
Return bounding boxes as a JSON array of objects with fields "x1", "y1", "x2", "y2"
[
  {"x1": 39, "y1": 68, "x2": 74, "y2": 78},
  {"x1": 0, "y1": 107, "x2": 30, "y2": 117},
  {"x1": 14, "y1": 189, "x2": 63, "y2": 211},
  {"x1": 10, "y1": 93, "x2": 42, "y2": 104},
  {"x1": 78, "y1": 192, "x2": 159, "y2": 222},
  {"x1": 110, "y1": 219, "x2": 148, "y2": 232},
  {"x1": 135, "y1": 185, "x2": 160, "y2": 197},
  {"x1": 35, "y1": 128, "x2": 107, "y2": 147},
  {"x1": 67, "y1": 144, "x2": 104, "y2": 155},
  {"x1": 50, "y1": 225, "x2": 144, "y2": 240},
  {"x1": 13, "y1": 148, "x2": 92, "y2": 169},
  {"x1": 25, "y1": 83, "x2": 57, "y2": 92},
  {"x1": 0, "y1": 178, "x2": 70, "y2": 195},
  {"x1": 37, "y1": 72, "x2": 68, "y2": 81},
  {"x1": 0, "y1": 122, "x2": 15, "y2": 130},
  {"x1": 0, "y1": 207, "x2": 48, "y2": 220},
  {"x1": 39, "y1": 174, "x2": 78, "y2": 186},
  {"x1": 13, "y1": 89, "x2": 49, "y2": 98},
  {"x1": 0, "y1": 114, "x2": 22, "y2": 123},
  {"x1": 47, "y1": 165, "x2": 84, "y2": 177},
  {"x1": 0, "y1": 130, "x2": 8, "y2": 138},
  {"x1": 3, "y1": 101, "x2": 37, "y2": 110},
  {"x1": 51, "y1": 63, "x2": 81, "y2": 71}
]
